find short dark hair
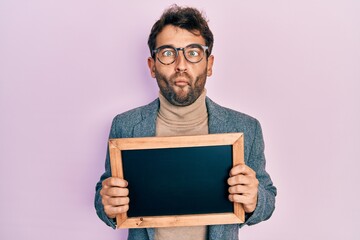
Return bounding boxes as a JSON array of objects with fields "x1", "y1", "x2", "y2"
[{"x1": 148, "y1": 5, "x2": 214, "y2": 58}]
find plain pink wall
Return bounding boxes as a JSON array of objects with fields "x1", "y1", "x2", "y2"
[{"x1": 1, "y1": 0, "x2": 359, "y2": 239}]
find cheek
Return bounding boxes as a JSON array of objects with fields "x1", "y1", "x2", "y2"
[
  {"x1": 154, "y1": 68, "x2": 170, "y2": 85},
  {"x1": 155, "y1": 65, "x2": 172, "y2": 78},
  {"x1": 193, "y1": 65, "x2": 208, "y2": 79}
]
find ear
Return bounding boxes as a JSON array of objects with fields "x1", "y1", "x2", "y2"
[
  {"x1": 206, "y1": 55, "x2": 214, "y2": 77},
  {"x1": 147, "y1": 57, "x2": 156, "y2": 78}
]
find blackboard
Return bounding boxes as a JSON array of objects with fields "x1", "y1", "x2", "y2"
[{"x1": 109, "y1": 133, "x2": 244, "y2": 228}]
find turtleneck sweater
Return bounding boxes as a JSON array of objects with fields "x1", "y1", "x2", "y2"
[{"x1": 154, "y1": 90, "x2": 209, "y2": 240}]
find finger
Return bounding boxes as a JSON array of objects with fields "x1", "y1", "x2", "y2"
[
  {"x1": 101, "y1": 186, "x2": 129, "y2": 197},
  {"x1": 104, "y1": 204, "x2": 129, "y2": 218},
  {"x1": 102, "y1": 177, "x2": 128, "y2": 188},
  {"x1": 229, "y1": 193, "x2": 257, "y2": 203},
  {"x1": 229, "y1": 164, "x2": 247, "y2": 177},
  {"x1": 229, "y1": 194, "x2": 258, "y2": 213},
  {"x1": 106, "y1": 197, "x2": 130, "y2": 207},
  {"x1": 107, "y1": 187, "x2": 129, "y2": 197},
  {"x1": 227, "y1": 174, "x2": 251, "y2": 186},
  {"x1": 228, "y1": 194, "x2": 252, "y2": 204},
  {"x1": 228, "y1": 184, "x2": 250, "y2": 194}
]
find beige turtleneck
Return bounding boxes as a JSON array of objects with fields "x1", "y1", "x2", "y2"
[{"x1": 154, "y1": 90, "x2": 208, "y2": 240}]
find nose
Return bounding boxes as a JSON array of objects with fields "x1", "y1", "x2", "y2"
[{"x1": 175, "y1": 49, "x2": 187, "y2": 72}]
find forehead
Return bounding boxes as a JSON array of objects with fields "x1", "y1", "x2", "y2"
[{"x1": 156, "y1": 25, "x2": 206, "y2": 48}]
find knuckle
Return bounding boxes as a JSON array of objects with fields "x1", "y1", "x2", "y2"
[
  {"x1": 117, "y1": 197, "x2": 127, "y2": 206},
  {"x1": 228, "y1": 177, "x2": 235, "y2": 186},
  {"x1": 101, "y1": 197, "x2": 107, "y2": 206},
  {"x1": 230, "y1": 166, "x2": 239, "y2": 176},
  {"x1": 108, "y1": 177, "x2": 115, "y2": 185},
  {"x1": 100, "y1": 188, "x2": 109, "y2": 197},
  {"x1": 100, "y1": 189, "x2": 104, "y2": 196},
  {"x1": 233, "y1": 194, "x2": 241, "y2": 202},
  {"x1": 107, "y1": 188, "x2": 115, "y2": 195},
  {"x1": 111, "y1": 177, "x2": 121, "y2": 186},
  {"x1": 103, "y1": 177, "x2": 111, "y2": 186},
  {"x1": 109, "y1": 188, "x2": 119, "y2": 196},
  {"x1": 235, "y1": 175, "x2": 242, "y2": 183},
  {"x1": 240, "y1": 165, "x2": 246, "y2": 172},
  {"x1": 115, "y1": 198, "x2": 123, "y2": 206},
  {"x1": 102, "y1": 179, "x2": 107, "y2": 187},
  {"x1": 119, "y1": 205, "x2": 129, "y2": 213},
  {"x1": 107, "y1": 197, "x2": 116, "y2": 206},
  {"x1": 104, "y1": 205, "x2": 112, "y2": 214}
]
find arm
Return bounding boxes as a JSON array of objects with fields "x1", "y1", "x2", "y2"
[
  {"x1": 228, "y1": 120, "x2": 277, "y2": 226},
  {"x1": 94, "y1": 118, "x2": 130, "y2": 228}
]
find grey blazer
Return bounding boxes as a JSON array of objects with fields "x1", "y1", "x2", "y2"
[{"x1": 95, "y1": 97, "x2": 277, "y2": 240}]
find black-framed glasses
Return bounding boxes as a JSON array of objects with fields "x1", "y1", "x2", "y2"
[{"x1": 152, "y1": 44, "x2": 209, "y2": 65}]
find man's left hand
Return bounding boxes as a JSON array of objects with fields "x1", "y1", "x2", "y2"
[{"x1": 227, "y1": 164, "x2": 259, "y2": 213}]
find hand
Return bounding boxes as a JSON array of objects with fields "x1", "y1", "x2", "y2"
[
  {"x1": 227, "y1": 164, "x2": 259, "y2": 213},
  {"x1": 100, "y1": 177, "x2": 130, "y2": 219}
]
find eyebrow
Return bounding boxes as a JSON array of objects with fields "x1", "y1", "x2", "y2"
[
  {"x1": 155, "y1": 44, "x2": 174, "y2": 49},
  {"x1": 156, "y1": 43, "x2": 204, "y2": 49},
  {"x1": 185, "y1": 43, "x2": 204, "y2": 48}
]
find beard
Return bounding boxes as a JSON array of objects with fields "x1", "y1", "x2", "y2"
[{"x1": 154, "y1": 68, "x2": 208, "y2": 106}]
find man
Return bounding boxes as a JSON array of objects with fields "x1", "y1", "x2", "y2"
[{"x1": 95, "y1": 5, "x2": 276, "y2": 240}]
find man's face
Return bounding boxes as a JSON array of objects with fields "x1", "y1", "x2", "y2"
[{"x1": 148, "y1": 25, "x2": 214, "y2": 106}]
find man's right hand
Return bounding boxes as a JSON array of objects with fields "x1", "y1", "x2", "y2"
[{"x1": 100, "y1": 177, "x2": 130, "y2": 219}]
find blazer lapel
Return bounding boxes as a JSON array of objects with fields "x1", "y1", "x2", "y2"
[
  {"x1": 206, "y1": 97, "x2": 237, "y2": 134},
  {"x1": 133, "y1": 99, "x2": 159, "y2": 138}
]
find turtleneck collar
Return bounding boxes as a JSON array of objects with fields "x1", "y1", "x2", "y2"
[
  {"x1": 156, "y1": 89, "x2": 209, "y2": 137},
  {"x1": 158, "y1": 89, "x2": 208, "y2": 124}
]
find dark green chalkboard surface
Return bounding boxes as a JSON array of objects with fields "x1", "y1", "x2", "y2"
[{"x1": 122, "y1": 145, "x2": 233, "y2": 217}]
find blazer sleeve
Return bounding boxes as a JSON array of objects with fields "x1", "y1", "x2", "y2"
[{"x1": 240, "y1": 120, "x2": 277, "y2": 227}]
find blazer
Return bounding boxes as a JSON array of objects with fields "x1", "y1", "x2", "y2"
[{"x1": 95, "y1": 97, "x2": 277, "y2": 240}]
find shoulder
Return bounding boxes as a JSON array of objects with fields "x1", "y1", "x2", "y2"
[
  {"x1": 109, "y1": 99, "x2": 159, "y2": 138},
  {"x1": 206, "y1": 97, "x2": 261, "y2": 131},
  {"x1": 113, "y1": 99, "x2": 158, "y2": 122}
]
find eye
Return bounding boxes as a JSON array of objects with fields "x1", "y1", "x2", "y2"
[
  {"x1": 161, "y1": 49, "x2": 175, "y2": 57},
  {"x1": 188, "y1": 50, "x2": 200, "y2": 57}
]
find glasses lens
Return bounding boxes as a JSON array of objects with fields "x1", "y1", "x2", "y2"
[
  {"x1": 184, "y1": 45, "x2": 205, "y2": 63},
  {"x1": 157, "y1": 47, "x2": 177, "y2": 65}
]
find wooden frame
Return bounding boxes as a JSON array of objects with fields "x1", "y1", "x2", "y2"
[{"x1": 109, "y1": 133, "x2": 245, "y2": 228}]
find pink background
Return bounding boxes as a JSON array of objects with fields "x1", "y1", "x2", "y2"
[{"x1": 1, "y1": 0, "x2": 359, "y2": 239}]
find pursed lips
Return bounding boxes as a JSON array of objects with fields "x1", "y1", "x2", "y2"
[
  {"x1": 173, "y1": 77, "x2": 190, "y2": 87},
  {"x1": 175, "y1": 81, "x2": 189, "y2": 87}
]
